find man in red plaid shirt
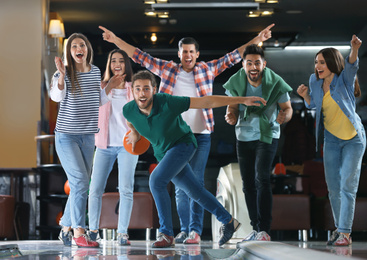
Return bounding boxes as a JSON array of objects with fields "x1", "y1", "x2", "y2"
[{"x1": 100, "y1": 24, "x2": 274, "y2": 244}]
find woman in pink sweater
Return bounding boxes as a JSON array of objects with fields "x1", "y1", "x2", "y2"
[{"x1": 88, "y1": 49, "x2": 138, "y2": 245}]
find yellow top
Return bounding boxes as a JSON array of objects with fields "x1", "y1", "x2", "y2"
[{"x1": 322, "y1": 90, "x2": 357, "y2": 140}]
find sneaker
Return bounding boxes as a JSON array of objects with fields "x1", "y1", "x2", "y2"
[
  {"x1": 327, "y1": 229, "x2": 340, "y2": 245},
  {"x1": 59, "y1": 229, "x2": 73, "y2": 246},
  {"x1": 117, "y1": 233, "x2": 131, "y2": 246},
  {"x1": 332, "y1": 233, "x2": 352, "y2": 246},
  {"x1": 174, "y1": 231, "x2": 187, "y2": 243},
  {"x1": 255, "y1": 231, "x2": 271, "y2": 241},
  {"x1": 152, "y1": 233, "x2": 175, "y2": 248},
  {"x1": 218, "y1": 218, "x2": 241, "y2": 246},
  {"x1": 241, "y1": 230, "x2": 258, "y2": 242},
  {"x1": 184, "y1": 231, "x2": 201, "y2": 244},
  {"x1": 73, "y1": 234, "x2": 99, "y2": 248},
  {"x1": 88, "y1": 230, "x2": 101, "y2": 242}
]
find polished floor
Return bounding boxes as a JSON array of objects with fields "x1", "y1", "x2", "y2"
[{"x1": 1, "y1": 238, "x2": 367, "y2": 259}]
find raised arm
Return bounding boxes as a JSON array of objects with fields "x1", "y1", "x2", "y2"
[
  {"x1": 190, "y1": 95, "x2": 266, "y2": 109},
  {"x1": 349, "y1": 34, "x2": 362, "y2": 64},
  {"x1": 99, "y1": 26, "x2": 136, "y2": 57},
  {"x1": 297, "y1": 84, "x2": 311, "y2": 106},
  {"x1": 237, "y1": 24, "x2": 274, "y2": 58}
]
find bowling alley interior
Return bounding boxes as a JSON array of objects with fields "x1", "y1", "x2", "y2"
[{"x1": 1, "y1": 0, "x2": 367, "y2": 259}]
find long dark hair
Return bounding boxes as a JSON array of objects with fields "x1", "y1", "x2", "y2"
[
  {"x1": 64, "y1": 33, "x2": 94, "y2": 94},
  {"x1": 103, "y1": 49, "x2": 133, "y2": 82},
  {"x1": 315, "y1": 48, "x2": 360, "y2": 97}
]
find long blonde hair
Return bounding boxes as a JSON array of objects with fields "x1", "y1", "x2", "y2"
[{"x1": 64, "y1": 33, "x2": 94, "y2": 94}]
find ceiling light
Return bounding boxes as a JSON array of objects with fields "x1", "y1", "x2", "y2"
[
  {"x1": 145, "y1": 9, "x2": 170, "y2": 18},
  {"x1": 152, "y1": 2, "x2": 259, "y2": 10},
  {"x1": 157, "y1": 11, "x2": 169, "y2": 18},
  {"x1": 255, "y1": 0, "x2": 278, "y2": 3},
  {"x1": 248, "y1": 11, "x2": 260, "y2": 17},
  {"x1": 150, "y1": 33, "x2": 157, "y2": 43},
  {"x1": 144, "y1": 0, "x2": 168, "y2": 4},
  {"x1": 247, "y1": 9, "x2": 274, "y2": 17},
  {"x1": 145, "y1": 10, "x2": 157, "y2": 16},
  {"x1": 261, "y1": 10, "x2": 273, "y2": 16}
]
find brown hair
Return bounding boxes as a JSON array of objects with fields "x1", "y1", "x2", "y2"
[
  {"x1": 132, "y1": 70, "x2": 157, "y2": 88},
  {"x1": 103, "y1": 49, "x2": 133, "y2": 82},
  {"x1": 315, "y1": 48, "x2": 360, "y2": 97},
  {"x1": 64, "y1": 33, "x2": 94, "y2": 94}
]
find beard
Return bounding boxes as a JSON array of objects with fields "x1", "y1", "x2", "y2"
[
  {"x1": 135, "y1": 96, "x2": 153, "y2": 111},
  {"x1": 247, "y1": 69, "x2": 263, "y2": 84}
]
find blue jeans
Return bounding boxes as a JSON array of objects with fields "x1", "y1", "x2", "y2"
[
  {"x1": 323, "y1": 129, "x2": 366, "y2": 233},
  {"x1": 175, "y1": 134, "x2": 211, "y2": 235},
  {"x1": 55, "y1": 132, "x2": 95, "y2": 229},
  {"x1": 236, "y1": 139, "x2": 278, "y2": 234},
  {"x1": 88, "y1": 146, "x2": 138, "y2": 234},
  {"x1": 149, "y1": 142, "x2": 232, "y2": 236}
]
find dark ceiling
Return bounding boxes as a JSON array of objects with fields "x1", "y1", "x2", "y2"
[{"x1": 49, "y1": 0, "x2": 367, "y2": 54}]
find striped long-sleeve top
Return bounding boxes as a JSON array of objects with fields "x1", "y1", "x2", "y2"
[{"x1": 50, "y1": 64, "x2": 102, "y2": 134}]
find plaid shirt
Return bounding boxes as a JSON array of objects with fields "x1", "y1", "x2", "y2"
[{"x1": 132, "y1": 48, "x2": 242, "y2": 132}]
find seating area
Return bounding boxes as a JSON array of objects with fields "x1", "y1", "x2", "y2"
[
  {"x1": 271, "y1": 159, "x2": 367, "y2": 240},
  {"x1": 99, "y1": 192, "x2": 159, "y2": 241}
]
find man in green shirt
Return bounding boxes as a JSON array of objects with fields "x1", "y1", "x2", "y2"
[{"x1": 123, "y1": 70, "x2": 266, "y2": 248}]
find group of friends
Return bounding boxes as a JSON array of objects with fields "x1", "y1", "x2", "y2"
[{"x1": 50, "y1": 23, "x2": 365, "y2": 249}]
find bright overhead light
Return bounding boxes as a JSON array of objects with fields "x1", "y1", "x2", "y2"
[
  {"x1": 145, "y1": 9, "x2": 170, "y2": 18},
  {"x1": 247, "y1": 9, "x2": 273, "y2": 17},
  {"x1": 285, "y1": 46, "x2": 351, "y2": 51},
  {"x1": 144, "y1": 0, "x2": 168, "y2": 4},
  {"x1": 152, "y1": 2, "x2": 259, "y2": 10},
  {"x1": 150, "y1": 33, "x2": 157, "y2": 43}
]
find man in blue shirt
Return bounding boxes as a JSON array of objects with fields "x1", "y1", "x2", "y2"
[{"x1": 224, "y1": 44, "x2": 293, "y2": 241}]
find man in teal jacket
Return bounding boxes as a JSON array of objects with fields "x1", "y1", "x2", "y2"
[{"x1": 224, "y1": 44, "x2": 293, "y2": 242}]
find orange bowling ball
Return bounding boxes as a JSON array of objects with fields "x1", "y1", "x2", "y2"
[
  {"x1": 149, "y1": 163, "x2": 158, "y2": 174},
  {"x1": 64, "y1": 180, "x2": 70, "y2": 195},
  {"x1": 56, "y1": 211, "x2": 63, "y2": 224},
  {"x1": 273, "y1": 163, "x2": 286, "y2": 175},
  {"x1": 123, "y1": 130, "x2": 150, "y2": 155}
]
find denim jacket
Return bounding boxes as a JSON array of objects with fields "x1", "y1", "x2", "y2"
[{"x1": 305, "y1": 56, "x2": 363, "y2": 148}]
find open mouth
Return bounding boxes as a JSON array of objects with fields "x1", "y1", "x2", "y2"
[
  {"x1": 76, "y1": 53, "x2": 84, "y2": 59},
  {"x1": 185, "y1": 58, "x2": 192, "y2": 65},
  {"x1": 250, "y1": 70, "x2": 259, "y2": 77}
]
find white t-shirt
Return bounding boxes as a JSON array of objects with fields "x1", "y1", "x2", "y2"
[
  {"x1": 108, "y1": 88, "x2": 129, "y2": 146},
  {"x1": 172, "y1": 70, "x2": 210, "y2": 134}
]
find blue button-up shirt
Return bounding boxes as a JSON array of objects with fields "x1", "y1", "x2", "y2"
[{"x1": 305, "y1": 56, "x2": 363, "y2": 147}]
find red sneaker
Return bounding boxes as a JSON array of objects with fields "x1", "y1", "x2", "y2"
[
  {"x1": 184, "y1": 231, "x2": 201, "y2": 244},
  {"x1": 73, "y1": 234, "x2": 99, "y2": 248},
  {"x1": 152, "y1": 233, "x2": 175, "y2": 248},
  {"x1": 332, "y1": 233, "x2": 352, "y2": 246}
]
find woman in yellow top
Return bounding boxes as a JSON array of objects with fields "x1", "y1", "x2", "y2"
[{"x1": 297, "y1": 35, "x2": 366, "y2": 246}]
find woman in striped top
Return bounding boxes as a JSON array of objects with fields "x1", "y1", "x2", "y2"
[{"x1": 50, "y1": 33, "x2": 114, "y2": 248}]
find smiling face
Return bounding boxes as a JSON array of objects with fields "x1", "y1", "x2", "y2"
[
  {"x1": 110, "y1": 52, "x2": 126, "y2": 76},
  {"x1": 243, "y1": 54, "x2": 266, "y2": 86},
  {"x1": 315, "y1": 53, "x2": 333, "y2": 81},
  {"x1": 178, "y1": 43, "x2": 200, "y2": 72},
  {"x1": 70, "y1": 38, "x2": 88, "y2": 65},
  {"x1": 132, "y1": 79, "x2": 156, "y2": 115}
]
